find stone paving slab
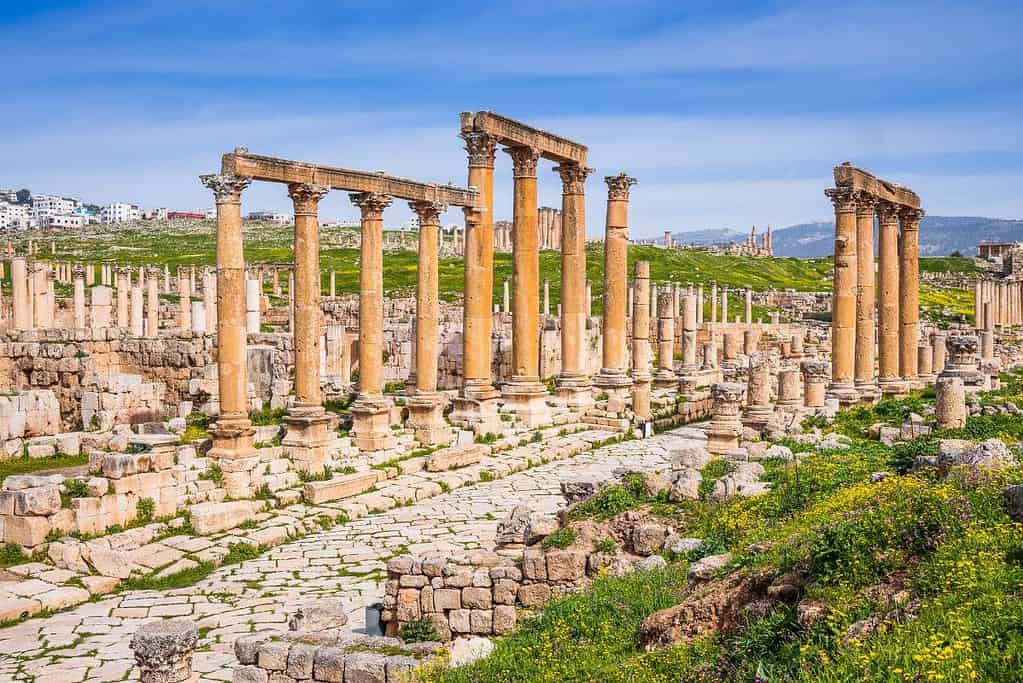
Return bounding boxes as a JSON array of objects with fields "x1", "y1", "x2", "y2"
[{"x1": 0, "y1": 428, "x2": 705, "y2": 682}]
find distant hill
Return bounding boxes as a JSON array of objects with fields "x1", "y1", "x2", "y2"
[{"x1": 668, "y1": 217, "x2": 1023, "y2": 258}]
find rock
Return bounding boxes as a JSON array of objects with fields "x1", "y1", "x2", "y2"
[
  {"x1": 879, "y1": 426, "x2": 901, "y2": 446},
  {"x1": 818, "y1": 433, "x2": 851, "y2": 450},
  {"x1": 6, "y1": 485, "x2": 61, "y2": 515},
  {"x1": 687, "y1": 553, "x2": 733, "y2": 581},
  {"x1": 939, "y1": 438, "x2": 1015, "y2": 471},
  {"x1": 631, "y1": 523, "x2": 668, "y2": 556},
  {"x1": 130, "y1": 619, "x2": 198, "y2": 683},
  {"x1": 669, "y1": 471, "x2": 701, "y2": 501},
  {"x1": 637, "y1": 471, "x2": 671, "y2": 497},
  {"x1": 637, "y1": 555, "x2": 667, "y2": 571},
  {"x1": 560, "y1": 477, "x2": 602, "y2": 503},
  {"x1": 796, "y1": 600, "x2": 827, "y2": 628},
  {"x1": 446, "y1": 636, "x2": 494, "y2": 668},
  {"x1": 870, "y1": 472, "x2": 893, "y2": 483},
  {"x1": 766, "y1": 570, "x2": 808, "y2": 601},
  {"x1": 670, "y1": 446, "x2": 713, "y2": 471},
  {"x1": 1003, "y1": 485, "x2": 1023, "y2": 523},
  {"x1": 495, "y1": 505, "x2": 530, "y2": 546},
  {"x1": 764, "y1": 444, "x2": 794, "y2": 461},
  {"x1": 524, "y1": 513, "x2": 560, "y2": 544},
  {"x1": 664, "y1": 535, "x2": 703, "y2": 555},
  {"x1": 341, "y1": 651, "x2": 387, "y2": 683},
  {"x1": 288, "y1": 599, "x2": 349, "y2": 632}
]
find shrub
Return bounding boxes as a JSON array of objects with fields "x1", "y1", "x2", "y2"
[
  {"x1": 541, "y1": 527, "x2": 577, "y2": 549},
  {"x1": 399, "y1": 618, "x2": 440, "y2": 643},
  {"x1": 136, "y1": 497, "x2": 155, "y2": 523},
  {"x1": 199, "y1": 463, "x2": 223, "y2": 485},
  {"x1": 569, "y1": 484, "x2": 641, "y2": 521}
]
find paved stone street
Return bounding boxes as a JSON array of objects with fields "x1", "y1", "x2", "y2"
[{"x1": 0, "y1": 428, "x2": 704, "y2": 683}]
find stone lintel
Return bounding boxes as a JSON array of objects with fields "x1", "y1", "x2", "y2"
[
  {"x1": 833, "y1": 162, "x2": 920, "y2": 208},
  {"x1": 222, "y1": 150, "x2": 482, "y2": 208},
  {"x1": 460, "y1": 111, "x2": 587, "y2": 165}
]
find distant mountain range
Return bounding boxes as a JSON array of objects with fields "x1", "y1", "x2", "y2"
[{"x1": 667, "y1": 217, "x2": 1023, "y2": 259}]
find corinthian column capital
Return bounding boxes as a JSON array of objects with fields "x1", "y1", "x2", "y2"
[
  {"x1": 554, "y1": 163, "x2": 593, "y2": 194},
  {"x1": 605, "y1": 173, "x2": 637, "y2": 201},
  {"x1": 200, "y1": 173, "x2": 252, "y2": 204},
  {"x1": 287, "y1": 183, "x2": 329, "y2": 214},
  {"x1": 350, "y1": 192, "x2": 393, "y2": 219},
  {"x1": 824, "y1": 186, "x2": 857, "y2": 213},
  {"x1": 875, "y1": 200, "x2": 900, "y2": 224},
  {"x1": 854, "y1": 192, "x2": 877, "y2": 216},
  {"x1": 408, "y1": 200, "x2": 446, "y2": 226},
  {"x1": 898, "y1": 207, "x2": 925, "y2": 230},
  {"x1": 461, "y1": 131, "x2": 497, "y2": 169},
  {"x1": 505, "y1": 146, "x2": 541, "y2": 178}
]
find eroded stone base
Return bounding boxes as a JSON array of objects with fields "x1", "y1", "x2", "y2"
[
  {"x1": 406, "y1": 393, "x2": 452, "y2": 446},
  {"x1": 282, "y1": 409, "x2": 332, "y2": 474},
  {"x1": 351, "y1": 396, "x2": 397, "y2": 452},
  {"x1": 501, "y1": 380, "x2": 552, "y2": 427}
]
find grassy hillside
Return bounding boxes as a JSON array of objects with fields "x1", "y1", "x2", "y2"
[{"x1": 16, "y1": 224, "x2": 977, "y2": 317}]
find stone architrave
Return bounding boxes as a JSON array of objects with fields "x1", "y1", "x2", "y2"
[
  {"x1": 706, "y1": 382, "x2": 743, "y2": 455},
  {"x1": 743, "y1": 353, "x2": 774, "y2": 429},
  {"x1": 935, "y1": 376, "x2": 966, "y2": 429},
  {"x1": 654, "y1": 289, "x2": 676, "y2": 388},
  {"x1": 72, "y1": 264, "x2": 86, "y2": 329},
  {"x1": 11, "y1": 258, "x2": 29, "y2": 329},
  {"x1": 876, "y1": 201, "x2": 903, "y2": 395},
  {"x1": 279, "y1": 182, "x2": 332, "y2": 470},
  {"x1": 554, "y1": 162, "x2": 594, "y2": 408},
  {"x1": 350, "y1": 191, "x2": 397, "y2": 451},
  {"x1": 824, "y1": 186, "x2": 859, "y2": 405},
  {"x1": 146, "y1": 266, "x2": 160, "y2": 337},
  {"x1": 801, "y1": 360, "x2": 829, "y2": 408},
  {"x1": 453, "y1": 132, "x2": 502, "y2": 428},
  {"x1": 407, "y1": 200, "x2": 452, "y2": 445},
  {"x1": 501, "y1": 145, "x2": 550, "y2": 426},
  {"x1": 899, "y1": 207, "x2": 924, "y2": 387},
  {"x1": 631, "y1": 261, "x2": 652, "y2": 421},
  {"x1": 854, "y1": 193, "x2": 879, "y2": 401},
  {"x1": 200, "y1": 172, "x2": 259, "y2": 498},
  {"x1": 595, "y1": 173, "x2": 637, "y2": 398}
]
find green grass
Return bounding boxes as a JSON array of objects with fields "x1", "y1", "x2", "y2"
[{"x1": 0, "y1": 452, "x2": 89, "y2": 480}]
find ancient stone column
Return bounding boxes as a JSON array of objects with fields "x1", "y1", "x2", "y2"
[
  {"x1": 90, "y1": 286, "x2": 112, "y2": 329},
  {"x1": 710, "y1": 282, "x2": 718, "y2": 323},
  {"x1": 130, "y1": 286, "x2": 144, "y2": 337},
  {"x1": 935, "y1": 376, "x2": 966, "y2": 429},
  {"x1": 72, "y1": 264, "x2": 86, "y2": 328},
  {"x1": 706, "y1": 382, "x2": 743, "y2": 455},
  {"x1": 350, "y1": 191, "x2": 397, "y2": 451},
  {"x1": 743, "y1": 329, "x2": 758, "y2": 356},
  {"x1": 86, "y1": 262, "x2": 96, "y2": 286},
  {"x1": 543, "y1": 278, "x2": 551, "y2": 317},
  {"x1": 801, "y1": 360, "x2": 829, "y2": 408},
  {"x1": 553, "y1": 162, "x2": 593, "y2": 408},
  {"x1": 776, "y1": 368, "x2": 801, "y2": 412},
  {"x1": 980, "y1": 329, "x2": 994, "y2": 361},
  {"x1": 743, "y1": 353, "x2": 774, "y2": 428},
  {"x1": 190, "y1": 301, "x2": 206, "y2": 333},
  {"x1": 899, "y1": 207, "x2": 924, "y2": 386},
  {"x1": 722, "y1": 331, "x2": 741, "y2": 363},
  {"x1": 200, "y1": 172, "x2": 258, "y2": 498},
  {"x1": 502, "y1": 277, "x2": 510, "y2": 314},
  {"x1": 596, "y1": 173, "x2": 636, "y2": 397},
  {"x1": 176, "y1": 268, "x2": 192, "y2": 331},
  {"x1": 407, "y1": 200, "x2": 451, "y2": 445},
  {"x1": 11, "y1": 257, "x2": 29, "y2": 330},
  {"x1": 455, "y1": 132, "x2": 501, "y2": 425},
  {"x1": 931, "y1": 330, "x2": 947, "y2": 376},
  {"x1": 631, "y1": 261, "x2": 652, "y2": 421},
  {"x1": 501, "y1": 145, "x2": 549, "y2": 425},
  {"x1": 824, "y1": 186, "x2": 858, "y2": 404},
  {"x1": 130, "y1": 619, "x2": 198, "y2": 683},
  {"x1": 330, "y1": 270, "x2": 336, "y2": 298},
  {"x1": 146, "y1": 266, "x2": 160, "y2": 338},
  {"x1": 245, "y1": 278, "x2": 261, "y2": 334},
  {"x1": 854, "y1": 194, "x2": 878, "y2": 400},
  {"x1": 680, "y1": 294, "x2": 699, "y2": 374},
  {"x1": 721, "y1": 288, "x2": 729, "y2": 325},
  {"x1": 940, "y1": 334, "x2": 982, "y2": 393},
  {"x1": 702, "y1": 341, "x2": 718, "y2": 370},
  {"x1": 876, "y1": 201, "x2": 902, "y2": 395},
  {"x1": 696, "y1": 285, "x2": 704, "y2": 325},
  {"x1": 744, "y1": 287, "x2": 753, "y2": 326},
  {"x1": 917, "y1": 338, "x2": 934, "y2": 382},
  {"x1": 204, "y1": 272, "x2": 217, "y2": 332},
  {"x1": 116, "y1": 267, "x2": 130, "y2": 328},
  {"x1": 654, "y1": 289, "x2": 676, "y2": 387}
]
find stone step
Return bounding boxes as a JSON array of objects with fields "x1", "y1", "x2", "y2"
[{"x1": 302, "y1": 471, "x2": 379, "y2": 504}]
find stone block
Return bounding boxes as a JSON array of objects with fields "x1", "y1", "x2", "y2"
[
  {"x1": 4, "y1": 515, "x2": 50, "y2": 547},
  {"x1": 545, "y1": 549, "x2": 586, "y2": 581},
  {"x1": 258, "y1": 641, "x2": 292, "y2": 671},
  {"x1": 312, "y1": 646, "x2": 346, "y2": 683},
  {"x1": 102, "y1": 452, "x2": 151, "y2": 479},
  {"x1": 235, "y1": 631, "x2": 277, "y2": 665},
  {"x1": 447, "y1": 609, "x2": 470, "y2": 633},
  {"x1": 396, "y1": 589, "x2": 421, "y2": 622},
  {"x1": 233, "y1": 665, "x2": 269, "y2": 683},
  {"x1": 433, "y1": 588, "x2": 461, "y2": 611},
  {"x1": 189, "y1": 500, "x2": 264, "y2": 536},
  {"x1": 286, "y1": 642, "x2": 316, "y2": 680},
  {"x1": 517, "y1": 583, "x2": 551, "y2": 608},
  {"x1": 302, "y1": 471, "x2": 378, "y2": 505},
  {"x1": 425, "y1": 445, "x2": 486, "y2": 472},
  {"x1": 521, "y1": 548, "x2": 547, "y2": 581},
  {"x1": 342, "y1": 652, "x2": 386, "y2": 683},
  {"x1": 461, "y1": 587, "x2": 492, "y2": 610},
  {"x1": 493, "y1": 605, "x2": 517, "y2": 634}
]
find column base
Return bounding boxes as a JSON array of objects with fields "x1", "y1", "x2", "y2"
[
  {"x1": 653, "y1": 369, "x2": 678, "y2": 389},
  {"x1": 450, "y1": 382, "x2": 502, "y2": 435},
  {"x1": 705, "y1": 420, "x2": 742, "y2": 455},
  {"x1": 900, "y1": 376, "x2": 926, "y2": 392},
  {"x1": 776, "y1": 398, "x2": 801, "y2": 413},
  {"x1": 406, "y1": 392, "x2": 452, "y2": 446},
  {"x1": 501, "y1": 378, "x2": 552, "y2": 427},
  {"x1": 878, "y1": 377, "x2": 909, "y2": 397},
  {"x1": 282, "y1": 407, "x2": 332, "y2": 474},
  {"x1": 594, "y1": 369, "x2": 632, "y2": 401},
  {"x1": 555, "y1": 373, "x2": 594, "y2": 411},
  {"x1": 742, "y1": 405, "x2": 775, "y2": 430},
  {"x1": 826, "y1": 381, "x2": 860, "y2": 407},
  {"x1": 351, "y1": 395, "x2": 397, "y2": 452},
  {"x1": 854, "y1": 380, "x2": 880, "y2": 403},
  {"x1": 208, "y1": 418, "x2": 259, "y2": 499}
]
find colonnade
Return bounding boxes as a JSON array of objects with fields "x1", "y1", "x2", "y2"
[{"x1": 975, "y1": 279, "x2": 1023, "y2": 330}]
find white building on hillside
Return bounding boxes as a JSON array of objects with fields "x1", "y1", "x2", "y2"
[
  {"x1": 102, "y1": 202, "x2": 141, "y2": 224},
  {"x1": 247, "y1": 210, "x2": 291, "y2": 225},
  {"x1": 0, "y1": 202, "x2": 32, "y2": 231},
  {"x1": 32, "y1": 194, "x2": 81, "y2": 226},
  {"x1": 47, "y1": 214, "x2": 87, "y2": 229}
]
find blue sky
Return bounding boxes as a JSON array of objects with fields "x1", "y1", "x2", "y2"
[{"x1": 2, "y1": 0, "x2": 1021, "y2": 237}]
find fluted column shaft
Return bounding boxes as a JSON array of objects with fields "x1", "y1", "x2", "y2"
[
  {"x1": 877, "y1": 202, "x2": 901, "y2": 386},
  {"x1": 461, "y1": 132, "x2": 497, "y2": 397},
  {"x1": 825, "y1": 187, "x2": 858, "y2": 402},
  {"x1": 507, "y1": 146, "x2": 542, "y2": 383},
  {"x1": 352, "y1": 192, "x2": 392, "y2": 397},
  {"x1": 599, "y1": 173, "x2": 636, "y2": 377},
  {"x1": 412, "y1": 201, "x2": 445, "y2": 394},
  {"x1": 556, "y1": 163, "x2": 592, "y2": 386},
  {"x1": 899, "y1": 208, "x2": 924, "y2": 382},
  {"x1": 854, "y1": 194, "x2": 877, "y2": 397},
  {"x1": 289, "y1": 183, "x2": 329, "y2": 409}
]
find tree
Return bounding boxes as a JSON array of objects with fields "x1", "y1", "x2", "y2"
[{"x1": 949, "y1": 250, "x2": 963, "y2": 257}]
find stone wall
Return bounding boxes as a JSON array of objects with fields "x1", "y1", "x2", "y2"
[{"x1": 0, "y1": 389, "x2": 61, "y2": 459}]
